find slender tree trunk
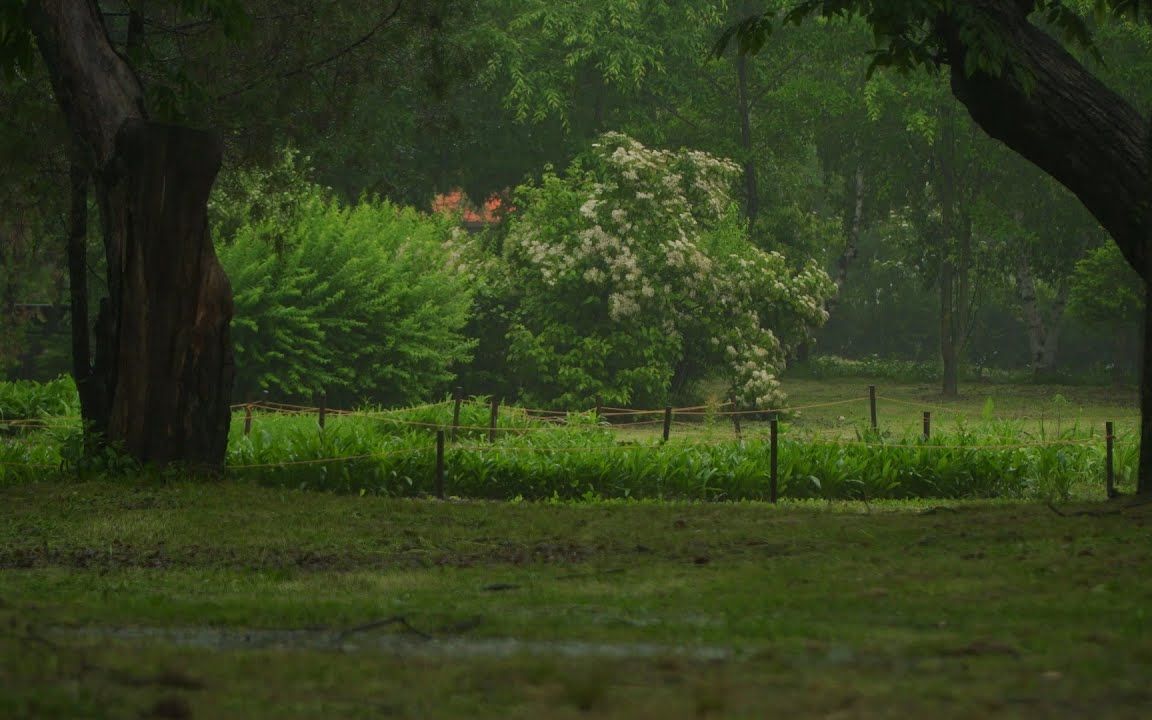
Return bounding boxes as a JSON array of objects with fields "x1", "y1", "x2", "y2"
[
  {"x1": 66, "y1": 156, "x2": 105, "y2": 435},
  {"x1": 29, "y1": 0, "x2": 234, "y2": 468},
  {"x1": 940, "y1": 259, "x2": 959, "y2": 397},
  {"x1": 1015, "y1": 254, "x2": 1068, "y2": 379},
  {"x1": 834, "y1": 165, "x2": 865, "y2": 295},
  {"x1": 735, "y1": 51, "x2": 759, "y2": 227},
  {"x1": 936, "y1": 105, "x2": 964, "y2": 398}
]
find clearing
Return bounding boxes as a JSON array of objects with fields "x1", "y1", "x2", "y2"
[{"x1": 2, "y1": 480, "x2": 1151, "y2": 718}]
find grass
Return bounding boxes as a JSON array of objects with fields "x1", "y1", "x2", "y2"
[
  {"x1": 2, "y1": 481, "x2": 1152, "y2": 718},
  {"x1": 777, "y1": 375, "x2": 1138, "y2": 439}
]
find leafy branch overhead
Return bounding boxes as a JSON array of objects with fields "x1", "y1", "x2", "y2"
[{"x1": 714, "y1": 1, "x2": 1152, "y2": 76}]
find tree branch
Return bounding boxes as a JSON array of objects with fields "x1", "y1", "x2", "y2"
[
  {"x1": 939, "y1": 0, "x2": 1150, "y2": 276},
  {"x1": 216, "y1": 0, "x2": 404, "y2": 101}
]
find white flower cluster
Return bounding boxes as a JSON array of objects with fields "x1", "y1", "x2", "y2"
[{"x1": 501, "y1": 131, "x2": 833, "y2": 408}]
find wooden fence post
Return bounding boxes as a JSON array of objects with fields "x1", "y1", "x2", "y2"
[
  {"x1": 922, "y1": 411, "x2": 931, "y2": 440},
  {"x1": 869, "y1": 385, "x2": 878, "y2": 431},
  {"x1": 595, "y1": 394, "x2": 603, "y2": 422},
  {"x1": 318, "y1": 391, "x2": 327, "y2": 430},
  {"x1": 662, "y1": 406, "x2": 673, "y2": 443},
  {"x1": 1106, "y1": 421, "x2": 1116, "y2": 498},
  {"x1": 770, "y1": 415, "x2": 779, "y2": 503},
  {"x1": 243, "y1": 404, "x2": 252, "y2": 437},
  {"x1": 435, "y1": 430, "x2": 445, "y2": 499},
  {"x1": 488, "y1": 398, "x2": 500, "y2": 444},
  {"x1": 451, "y1": 387, "x2": 463, "y2": 442},
  {"x1": 730, "y1": 397, "x2": 742, "y2": 440}
]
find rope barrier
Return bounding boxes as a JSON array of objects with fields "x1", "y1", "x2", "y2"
[
  {"x1": 1, "y1": 391, "x2": 1133, "y2": 482},
  {"x1": 806, "y1": 437, "x2": 1098, "y2": 450}
]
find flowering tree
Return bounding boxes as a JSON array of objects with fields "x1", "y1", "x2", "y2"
[{"x1": 499, "y1": 132, "x2": 833, "y2": 408}]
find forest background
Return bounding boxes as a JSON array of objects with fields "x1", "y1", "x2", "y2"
[{"x1": 2, "y1": 0, "x2": 1147, "y2": 410}]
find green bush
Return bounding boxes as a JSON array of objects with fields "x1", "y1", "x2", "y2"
[
  {"x1": 469, "y1": 132, "x2": 833, "y2": 410},
  {"x1": 216, "y1": 158, "x2": 475, "y2": 406}
]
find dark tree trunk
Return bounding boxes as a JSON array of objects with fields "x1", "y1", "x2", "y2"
[
  {"x1": 101, "y1": 123, "x2": 234, "y2": 465},
  {"x1": 833, "y1": 165, "x2": 864, "y2": 295},
  {"x1": 29, "y1": 0, "x2": 234, "y2": 469},
  {"x1": 940, "y1": 259, "x2": 960, "y2": 397},
  {"x1": 935, "y1": 105, "x2": 966, "y2": 398},
  {"x1": 67, "y1": 156, "x2": 104, "y2": 433},
  {"x1": 735, "y1": 51, "x2": 759, "y2": 226}
]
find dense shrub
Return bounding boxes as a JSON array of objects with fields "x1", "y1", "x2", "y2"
[
  {"x1": 215, "y1": 158, "x2": 474, "y2": 406},
  {"x1": 468, "y1": 132, "x2": 833, "y2": 409}
]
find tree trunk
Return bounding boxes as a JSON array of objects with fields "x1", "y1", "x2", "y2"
[
  {"x1": 1015, "y1": 254, "x2": 1068, "y2": 379},
  {"x1": 940, "y1": 259, "x2": 960, "y2": 397},
  {"x1": 735, "y1": 51, "x2": 759, "y2": 227},
  {"x1": 939, "y1": 2, "x2": 1150, "y2": 275},
  {"x1": 936, "y1": 104, "x2": 965, "y2": 398},
  {"x1": 834, "y1": 165, "x2": 865, "y2": 295},
  {"x1": 67, "y1": 156, "x2": 105, "y2": 434},
  {"x1": 29, "y1": 0, "x2": 234, "y2": 468}
]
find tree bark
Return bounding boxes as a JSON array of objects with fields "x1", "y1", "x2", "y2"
[
  {"x1": 940, "y1": 259, "x2": 960, "y2": 397},
  {"x1": 66, "y1": 156, "x2": 105, "y2": 434},
  {"x1": 29, "y1": 0, "x2": 234, "y2": 468},
  {"x1": 936, "y1": 104, "x2": 966, "y2": 398},
  {"x1": 1015, "y1": 254, "x2": 1068, "y2": 379},
  {"x1": 735, "y1": 51, "x2": 759, "y2": 226},
  {"x1": 835, "y1": 165, "x2": 865, "y2": 294}
]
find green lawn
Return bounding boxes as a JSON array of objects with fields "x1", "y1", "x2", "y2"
[
  {"x1": 3, "y1": 479, "x2": 1152, "y2": 718},
  {"x1": 606, "y1": 375, "x2": 1139, "y2": 446},
  {"x1": 779, "y1": 376, "x2": 1139, "y2": 438}
]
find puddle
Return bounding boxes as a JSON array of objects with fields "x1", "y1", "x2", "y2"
[{"x1": 52, "y1": 625, "x2": 736, "y2": 661}]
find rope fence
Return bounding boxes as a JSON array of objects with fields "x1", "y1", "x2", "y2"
[{"x1": 2, "y1": 383, "x2": 1135, "y2": 499}]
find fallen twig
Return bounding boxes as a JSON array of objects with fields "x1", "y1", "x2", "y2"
[{"x1": 338, "y1": 616, "x2": 432, "y2": 642}]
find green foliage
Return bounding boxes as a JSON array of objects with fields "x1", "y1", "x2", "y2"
[
  {"x1": 214, "y1": 157, "x2": 475, "y2": 405},
  {"x1": 481, "y1": 0, "x2": 725, "y2": 125},
  {"x1": 718, "y1": 1, "x2": 1148, "y2": 76},
  {"x1": 1068, "y1": 241, "x2": 1143, "y2": 327},
  {"x1": 0, "y1": 379, "x2": 1120, "y2": 500},
  {"x1": 220, "y1": 403, "x2": 1111, "y2": 503},
  {"x1": 487, "y1": 132, "x2": 833, "y2": 408},
  {"x1": 0, "y1": 1, "x2": 34, "y2": 81},
  {"x1": 0, "y1": 375, "x2": 77, "y2": 422}
]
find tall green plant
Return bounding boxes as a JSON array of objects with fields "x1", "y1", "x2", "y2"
[{"x1": 216, "y1": 162, "x2": 475, "y2": 406}]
